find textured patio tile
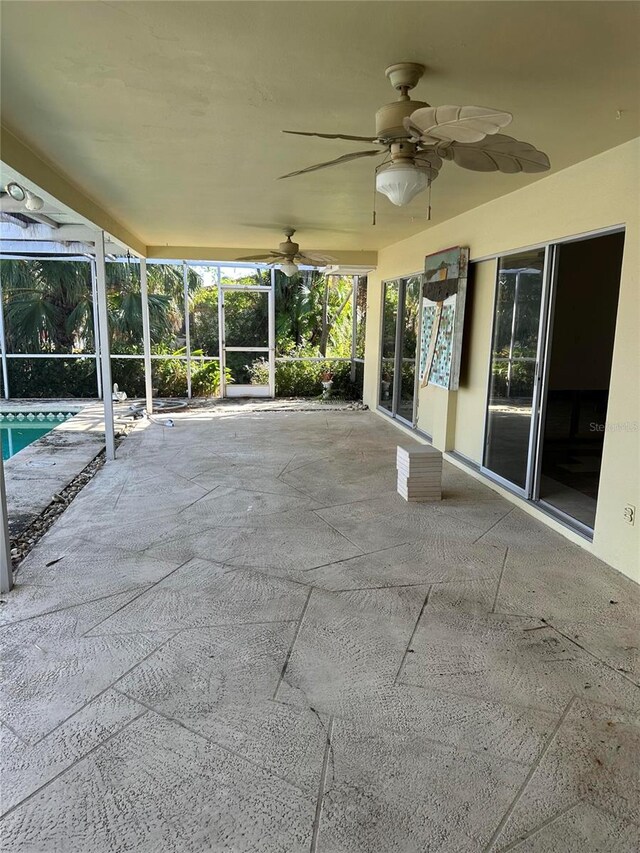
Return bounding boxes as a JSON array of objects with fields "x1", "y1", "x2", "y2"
[
  {"x1": 281, "y1": 680, "x2": 556, "y2": 766},
  {"x1": 305, "y1": 540, "x2": 505, "y2": 590},
  {"x1": 278, "y1": 586, "x2": 428, "y2": 713},
  {"x1": 505, "y1": 801, "x2": 640, "y2": 852},
  {"x1": 118, "y1": 621, "x2": 295, "y2": 717},
  {"x1": 316, "y1": 718, "x2": 530, "y2": 853},
  {"x1": 315, "y1": 495, "x2": 483, "y2": 550},
  {"x1": 0, "y1": 580, "x2": 154, "y2": 627},
  {"x1": 440, "y1": 463, "x2": 504, "y2": 501},
  {"x1": 179, "y1": 487, "x2": 327, "y2": 531},
  {"x1": 427, "y1": 576, "x2": 500, "y2": 613},
  {"x1": 280, "y1": 453, "x2": 397, "y2": 505},
  {"x1": 11, "y1": 537, "x2": 180, "y2": 598},
  {"x1": 86, "y1": 558, "x2": 307, "y2": 634},
  {"x1": 401, "y1": 611, "x2": 640, "y2": 714},
  {"x1": 496, "y1": 545, "x2": 640, "y2": 680},
  {"x1": 140, "y1": 698, "x2": 328, "y2": 795},
  {"x1": 432, "y1": 496, "x2": 513, "y2": 533},
  {"x1": 1, "y1": 689, "x2": 145, "y2": 814},
  {"x1": 0, "y1": 712, "x2": 316, "y2": 853},
  {"x1": 493, "y1": 700, "x2": 640, "y2": 851},
  {"x1": 2, "y1": 625, "x2": 167, "y2": 745},
  {"x1": 0, "y1": 589, "x2": 155, "y2": 642},
  {"x1": 481, "y1": 507, "x2": 570, "y2": 550},
  {"x1": 189, "y1": 468, "x2": 304, "y2": 496},
  {"x1": 43, "y1": 507, "x2": 186, "y2": 553},
  {"x1": 221, "y1": 524, "x2": 363, "y2": 571}
]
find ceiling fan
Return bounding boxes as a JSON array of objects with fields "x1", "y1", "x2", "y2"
[
  {"x1": 236, "y1": 228, "x2": 335, "y2": 277},
  {"x1": 279, "y1": 62, "x2": 550, "y2": 209}
]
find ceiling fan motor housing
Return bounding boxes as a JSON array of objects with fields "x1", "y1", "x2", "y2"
[
  {"x1": 376, "y1": 99, "x2": 429, "y2": 141},
  {"x1": 279, "y1": 238, "x2": 299, "y2": 256}
]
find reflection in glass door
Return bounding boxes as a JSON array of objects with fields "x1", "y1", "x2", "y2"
[
  {"x1": 378, "y1": 275, "x2": 422, "y2": 426},
  {"x1": 379, "y1": 281, "x2": 399, "y2": 413},
  {"x1": 482, "y1": 249, "x2": 546, "y2": 493},
  {"x1": 397, "y1": 276, "x2": 421, "y2": 424},
  {"x1": 220, "y1": 281, "x2": 274, "y2": 397}
]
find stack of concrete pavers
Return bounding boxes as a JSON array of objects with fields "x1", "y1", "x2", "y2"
[{"x1": 396, "y1": 444, "x2": 442, "y2": 502}]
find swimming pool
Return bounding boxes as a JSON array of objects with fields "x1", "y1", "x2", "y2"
[{"x1": 0, "y1": 411, "x2": 77, "y2": 460}]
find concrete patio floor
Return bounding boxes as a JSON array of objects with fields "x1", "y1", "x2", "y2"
[{"x1": 1, "y1": 408, "x2": 638, "y2": 852}]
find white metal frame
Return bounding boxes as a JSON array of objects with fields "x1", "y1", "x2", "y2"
[
  {"x1": 377, "y1": 272, "x2": 424, "y2": 430},
  {"x1": 219, "y1": 274, "x2": 275, "y2": 399},
  {"x1": 0, "y1": 453, "x2": 12, "y2": 593},
  {"x1": 93, "y1": 232, "x2": 116, "y2": 461},
  {"x1": 479, "y1": 246, "x2": 549, "y2": 499}
]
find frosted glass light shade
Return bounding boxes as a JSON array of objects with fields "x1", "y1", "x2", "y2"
[
  {"x1": 279, "y1": 261, "x2": 299, "y2": 277},
  {"x1": 376, "y1": 163, "x2": 428, "y2": 206}
]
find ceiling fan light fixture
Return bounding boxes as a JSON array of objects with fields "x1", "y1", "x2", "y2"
[
  {"x1": 24, "y1": 190, "x2": 44, "y2": 211},
  {"x1": 279, "y1": 261, "x2": 299, "y2": 277},
  {"x1": 376, "y1": 162, "x2": 428, "y2": 206}
]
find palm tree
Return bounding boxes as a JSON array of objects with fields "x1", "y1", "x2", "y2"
[
  {"x1": 1, "y1": 259, "x2": 94, "y2": 352},
  {"x1": 0, "y1": 258, "x2": 202, "y2": 355}
]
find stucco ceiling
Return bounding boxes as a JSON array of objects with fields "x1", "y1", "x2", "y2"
[{"x1": 1, "y1": 1, "x2": 639, "y2": 253}]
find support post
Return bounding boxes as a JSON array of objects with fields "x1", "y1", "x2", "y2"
[
  {"x1": 183, "y1": 261, "x2": 192, "y2": 399},
  {"x1": 140, "y1": 258, "x2": 153, "y2": 414},
  {"x1": 0, "y1": 282, "x2": 9, "y2": 400},
  {"x1": 90, "y1": 261, "x2": 103, "y2": 400},
  {"x1": 0, "y1": 454, "x2": 13, "y2": 593},
  {"x1": 0, "y1": 278, "x2": 10, "y2": 400},
  {"x1": 218, "y1": 275, "x2": 225, "y2": 398},
  {"x1": 94, "y1": 233, "x2": 116, "y2": 461}
]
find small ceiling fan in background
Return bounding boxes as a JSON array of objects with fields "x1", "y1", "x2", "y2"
[
  {"x1": 236, "y1": 229, "x2": 336, "y2": 277},
  {"x1": 280, "y1": 62, "x2": 550, "y2": 211}
]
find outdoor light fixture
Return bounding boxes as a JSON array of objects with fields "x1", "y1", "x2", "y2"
[
  {"x1": 3, "y1": 181, "x2": 45, "y2": 211},
  {"x1": 375, "y1": 162, "x2": 429, "y2": 207},
  {"x1": 279, "y1": 261, "x2": 299, "y2": 277},
  {"x1": 24, "y1": 190, "x2": 44, "y2": 211},
  {"x1": 5, "y1": 182, "x2": 26, "y2": 202}
]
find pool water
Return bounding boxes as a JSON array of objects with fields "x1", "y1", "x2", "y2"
[{"x1": 0, "y1": 411, "x2": 77, "y2": 460}]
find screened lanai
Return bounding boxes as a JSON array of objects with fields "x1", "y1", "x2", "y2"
[{"x1": 0, "y1": 171, "x2": 370, "y2": 593}]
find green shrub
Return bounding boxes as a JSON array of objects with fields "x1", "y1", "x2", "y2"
[
  {"x1": 7, "y1": 357, "x2": 98, "y2": 398},
  {"x1": 249, "y1": 355, "x2": 362, "y2": 400}
]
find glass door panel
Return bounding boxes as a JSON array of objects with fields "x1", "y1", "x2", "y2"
[
  {"x1": 397, "y1": 276, "x2": 421, "y2": 424},
  {"x1": 536, "y1": 231, "x2": 624, "y2": 528},
  {"x1": 221, "y1": 286, "x2": 273, "y2": 397},
  {"x1": 379, "y1": 280, "x2": 399, "y2": 412},
  {"x1": 224, "y1": 291, "x2": 269, "y2": 348},
  {"x1": 483, "y1": 249, "x2": 545, "y2": 491}
]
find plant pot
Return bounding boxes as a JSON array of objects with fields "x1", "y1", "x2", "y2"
[
  {"x1": 381, "y1": 380, "x2": 391, "y2": 400},
  {"x1": 321, "y1": 379, "x2": 333, "y2": 397}
]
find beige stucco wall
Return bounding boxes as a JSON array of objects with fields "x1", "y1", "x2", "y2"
[{"x1": 363, "y1": 138, "x2": 640, "y2": 582}]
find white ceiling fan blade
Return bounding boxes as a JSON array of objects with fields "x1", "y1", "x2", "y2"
[
  {"x1": 278, "y1": 150, "x2": 382, "y2": 179},
  {"x1": 297, "y1": 252, "x2": 337, "y2": 265},
  {"x1": 442, "y1": 134, "x2": 550, "y2": 173},
  {"x1": 235, "y1": 253, "x2": 281, "y2": 261},
  {"x1": 283, "y1": 130, "x2": 379, "y2": 143},
  {"x1": 405, "y1": 105, "x2": 513, "y2": 144}
]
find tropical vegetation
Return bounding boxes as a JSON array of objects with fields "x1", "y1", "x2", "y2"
[{"x1": 0, "y1": 258, "x2": 365, "y2": 399}]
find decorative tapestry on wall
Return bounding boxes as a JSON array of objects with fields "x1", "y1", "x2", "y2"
[{"x1": 419, "y1": 246, "x2": 469, "y2": 390}]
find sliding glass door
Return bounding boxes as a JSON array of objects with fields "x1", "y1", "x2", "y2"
[
  {"x1": 378, "y1": 275, "x2": 421, "y2": 426},
  {"x1": 482, "y1": 230, "x2": 624, "y2": 532},
  {"x1": 379, "y1": 280, "x2": 399, "y2": 413},
  {"x1": 482, "y1": 249, "x2": 546, "y2": 494}
]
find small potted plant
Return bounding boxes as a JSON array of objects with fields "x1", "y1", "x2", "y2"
[{"x1": 320, "y1": 369, "x2": 334, "y2": 397}]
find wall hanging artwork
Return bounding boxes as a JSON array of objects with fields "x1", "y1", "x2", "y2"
[{"x1": 419, "y1": 246, "x2": 469, "y2": 390}]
